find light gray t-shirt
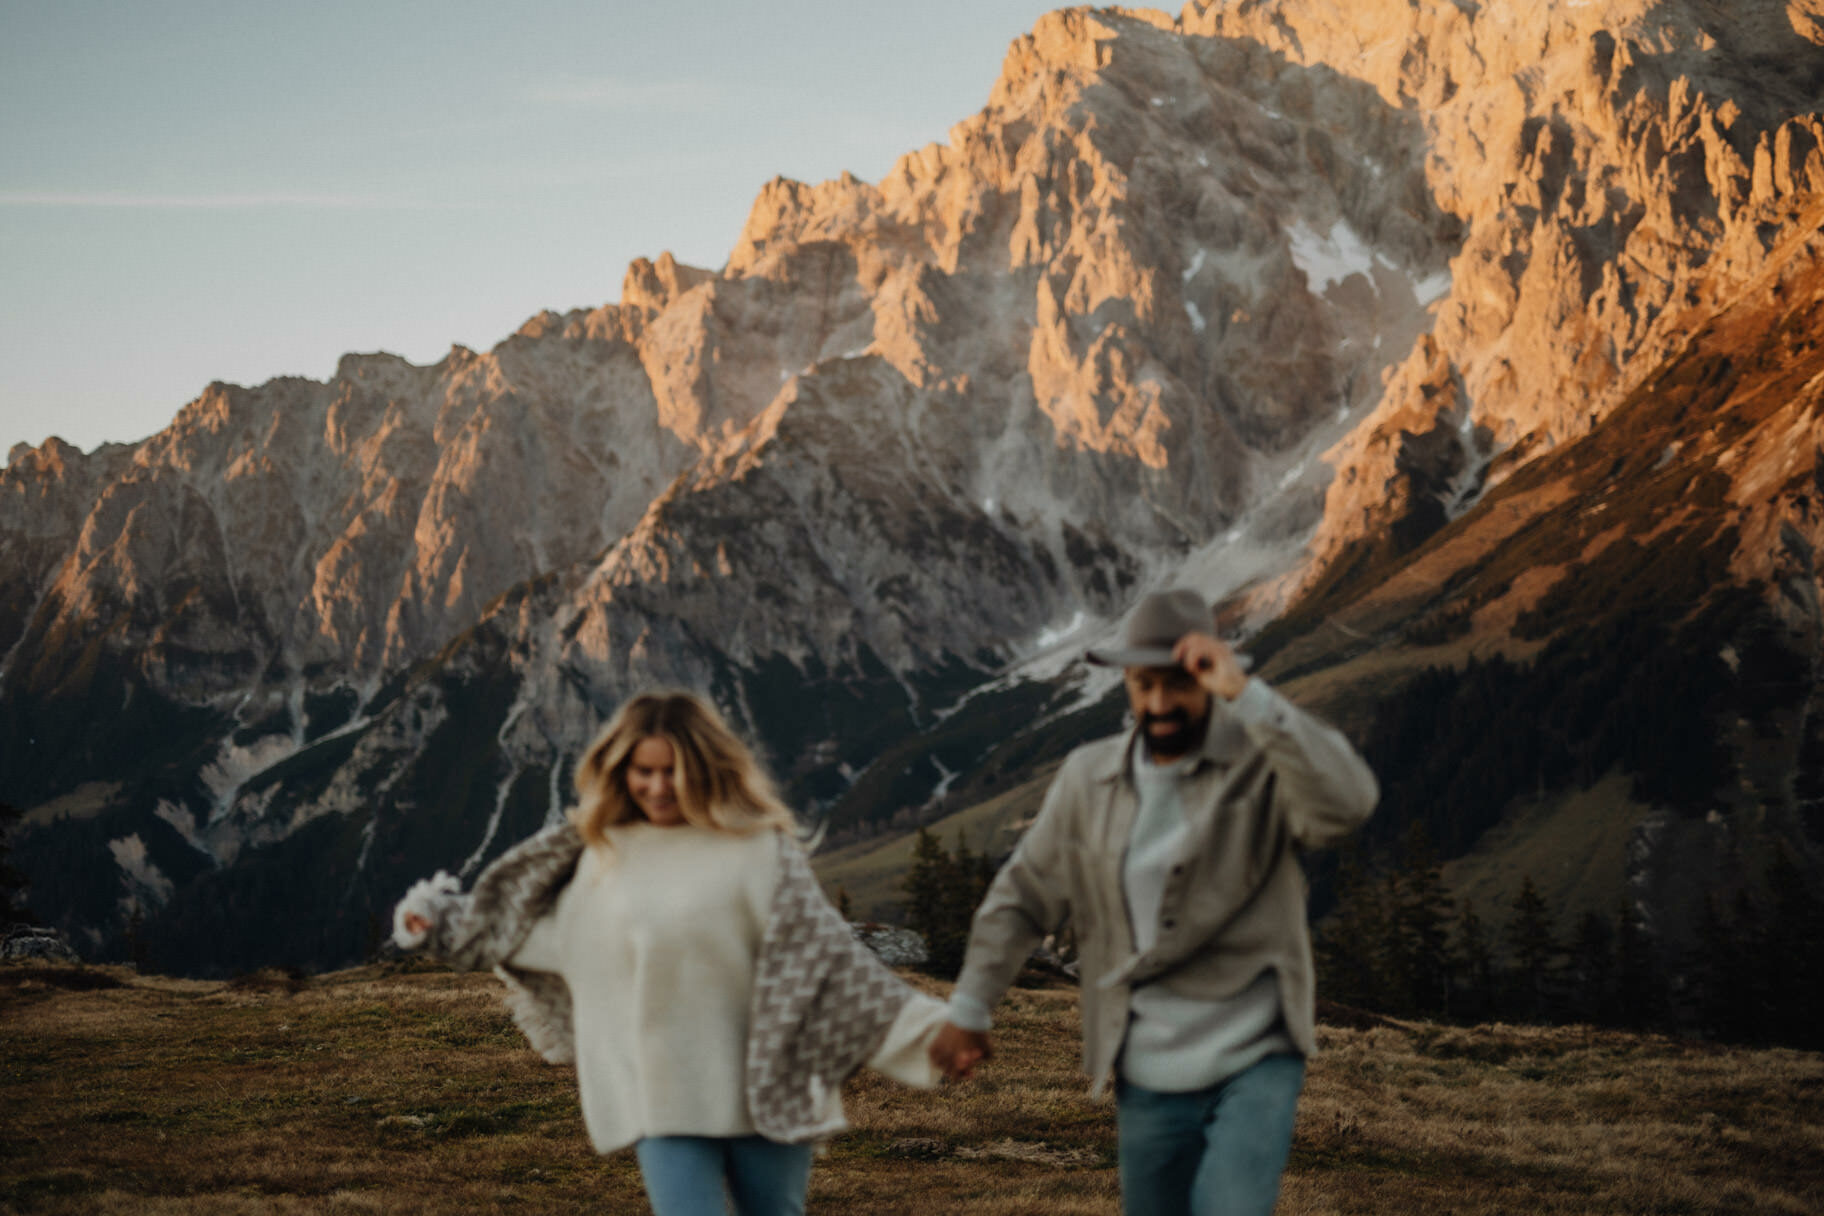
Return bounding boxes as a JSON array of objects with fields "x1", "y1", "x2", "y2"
[{"x1": 1118, "y1": 740, "x2": 1295, "y2": 1092}]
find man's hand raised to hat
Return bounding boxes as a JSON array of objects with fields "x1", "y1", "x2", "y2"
[{"x1": 1173, "y1": 632, "x2": 1250, "y2": 702}]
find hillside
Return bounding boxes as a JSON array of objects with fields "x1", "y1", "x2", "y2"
[
  {"x1": 1258, "y1": 222, "x2": 1824, "y2": 956},
  {"x1": 3, "y1": 959, "x2": 1820, "y2": 1215},
  {"x1": 814, "y1": 764, "x2": 1057, "y2": 924}
]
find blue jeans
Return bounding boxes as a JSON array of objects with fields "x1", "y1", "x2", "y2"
[
  {"x1": 1115, "y1": 1053, "x2": 1306, "y2": 1216},
  {"x1": 633, "y1": 1135, "x2": 813, "y2": 1216}
]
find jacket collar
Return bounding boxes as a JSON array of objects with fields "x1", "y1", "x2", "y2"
[{"x1": 1092, "y1": 699, "x2": 1253, "y2": 784}]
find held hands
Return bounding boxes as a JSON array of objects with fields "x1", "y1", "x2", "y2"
[
  {"x1": 928, "y1": 1022, "x2": 992, "y2": 1081},
  {"x1": 402, "y1": 912, "x2": 431, "y2": 937},
  {"x1": 1173, "y1": 631, "x2": 1250, "y2": 702}
]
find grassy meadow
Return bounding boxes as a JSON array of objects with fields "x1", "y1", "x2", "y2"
[{"x1": 4, "y1": 960, "x2": 1821, "y2": 1215}]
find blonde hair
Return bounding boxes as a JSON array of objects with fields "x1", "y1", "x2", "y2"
[{"x1": 571, "y1": 690, "x2": 798, "y2": 848}]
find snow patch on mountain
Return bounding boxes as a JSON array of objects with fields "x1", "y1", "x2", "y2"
[
  {"x1": 202, "y1": 734, "x2": 301, "y2": 827},
  {"x1": 108, "y1": 834, "x2": 173, "y2": 914},
  {"x1": 1287, "y1": 219, "x2": 1387, "y2": 293}
]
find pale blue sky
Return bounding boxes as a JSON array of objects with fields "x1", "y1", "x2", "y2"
[{"x1": 0, "y1": 0, "x2": 1076, "y2": 459}]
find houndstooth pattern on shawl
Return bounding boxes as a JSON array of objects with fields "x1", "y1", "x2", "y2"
[
  {"x1": 429, "y1": 821, "x2": 586, "y2": 970},
  {"x1": 745, "y1": 836, "x2": 913, "y2": 1142},
  {"x1": 392, "y1": 824, "x2": 916, "y2": 1143},
  {"x1": 398, "y1": 820, "x2": 587, "y2": 1065}
]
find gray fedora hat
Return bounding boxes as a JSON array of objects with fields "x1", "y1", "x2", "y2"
[{"x1": 1085, "y1": 589, "x2": 1214, "y2": 668}]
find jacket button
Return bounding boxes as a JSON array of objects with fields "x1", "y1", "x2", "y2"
[
  {"x1": 1170, "y1": 865, "x2": 1184, "y2": 875},
  {"x1": 1162, "y1": 918, "x2": 1176, "y2": 930}
]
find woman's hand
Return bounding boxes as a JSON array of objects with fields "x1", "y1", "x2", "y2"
[
  {"x1": 392, "y1": 871, "x2": 461, "y2": 951},
  {"x1": 929, "y1": 1022, "x2": 992, "y2": 1081}
]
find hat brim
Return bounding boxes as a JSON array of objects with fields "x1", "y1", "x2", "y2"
[{"x1": 1085, "y1": 646, "x2": 1180, "y2": 668}]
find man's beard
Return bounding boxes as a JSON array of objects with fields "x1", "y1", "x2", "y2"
[{"x1": 1141, "y1": 707, "x2": 1210, "y2": 759}]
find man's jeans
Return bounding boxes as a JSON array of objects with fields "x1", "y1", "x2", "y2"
[
  {"x1": 1115, "y1": 1053, "x2": 1307, "y2": 1216},
  {"x1": 634, "y1": 1135, "x2": 813, "y2": 1216}
]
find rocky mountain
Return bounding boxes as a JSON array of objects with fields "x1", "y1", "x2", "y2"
[
  {"x1": 3, "y1": 0, "x2": 1821, "y2": 983},
  {"x1": 1190, "y1": 0, "x2": 1824, "y2": 601}
]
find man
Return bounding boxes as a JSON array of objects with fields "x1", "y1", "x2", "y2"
[{"x1": 929, "y1": 588, "x2": 1377, "y2": 1216}]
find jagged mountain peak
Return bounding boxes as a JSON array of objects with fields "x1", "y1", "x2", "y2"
[
  {"x1": 620, "y1": 251, "x2": 716, "y2": 319},
  {"x1": 1167, "y1": 0, "x2": 1824, "y2": 597}
]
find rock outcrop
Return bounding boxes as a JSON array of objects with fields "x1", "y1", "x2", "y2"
[{"x1": 1, "y1": 925, "x2": 80, "y2": 963}]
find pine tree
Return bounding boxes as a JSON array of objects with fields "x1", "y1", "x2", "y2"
[
  {"x1": 123, "y1": 899, "x2": 149, "y2": 971},
  {"x1": 1505, "y1": 875, "x2": 1559, "y2": 1021},
  {"x1": 0, "y1": 799, "x2": 23, "y2": 931},
  {"x1": 945, "y1": 832, "x2": 981, "y2": 948},
  {"x1": 899, "y1": 828, "x2": 994, "y2": 978},
  {"x1": 1612, "y1": 896, "x2": 1658, "y2": 1030},
  {"x1": 1391, "y1": 823, "x2": 1453, "y2": 1017},
  {"x1": 1693, "y1": 890, "x2": 1746, "y2": 1040},
  {"x1": 1762, "y1": 845, "x2": 1824, "y2": 1048},
  {"x1": 1315, "y1": 846, "x2": 1392, "y2": 1010},
  {"x1": 940, "y1": 831, "x2": 994, "y2": 974},
  {"x1": 1727, "y1": 886, "x2": 1775, "y2": 1042},
  {"x1": 902, "y1": 828, "x2": 950, "y2": 952},
  {"x1": 1450, "y1": 899, "x2": 1496, "y2": 1022},
  {"x1": 1568, "y1": 909, "x2": 1615, "y2": 1024}
]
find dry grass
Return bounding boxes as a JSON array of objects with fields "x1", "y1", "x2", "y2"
[{"x1": 4, "y1": 962, "x2": 1821, "y2": 1214}]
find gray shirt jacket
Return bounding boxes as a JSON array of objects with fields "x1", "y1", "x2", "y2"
[{"x1": 950, "y1": 678, "x2": 1379, "y2": 1095}]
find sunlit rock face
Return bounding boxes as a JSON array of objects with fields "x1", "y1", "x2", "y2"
[
  {"x1": 3, "y1": 0, "x2": 1821, "y2": 972},
  {"x1": 1182, "y1": 0, "x2": 1824, "y2": 585},
  {"x1": 3, "y1": 6, "x2": 1452, "y2": 768}
]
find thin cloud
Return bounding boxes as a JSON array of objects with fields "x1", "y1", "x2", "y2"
[
  {"x1": 529, "y1": 75, "x2": 717, "y2": 112},
  {"x1": 0, "y1": 191, "x2": 490, "y2": 210}
]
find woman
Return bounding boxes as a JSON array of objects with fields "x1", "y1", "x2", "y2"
[{"x1": 393, "y1": 690, "x2": 946, "y2": 1216}]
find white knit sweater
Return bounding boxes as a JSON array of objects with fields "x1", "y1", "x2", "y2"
[{"x1": 503, "y1": 822, "x2": 945, "y2": 1153}]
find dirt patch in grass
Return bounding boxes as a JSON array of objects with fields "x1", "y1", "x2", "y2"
[{"x1": 3, "y1": 962, "x2": 1820, "y2": 1214}]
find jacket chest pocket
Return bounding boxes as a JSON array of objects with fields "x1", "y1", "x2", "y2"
[
  {"x1": 1063, "y1": 841, "x2": 1127, "y2": 942},
  {"x1": 1175, "y1": 776, "x2": 1283, "y2": 909}
]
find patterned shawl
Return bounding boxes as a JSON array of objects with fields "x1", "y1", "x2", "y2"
[{"x1": 393, "y1": 821, "x2": 917, "y2": 1143}]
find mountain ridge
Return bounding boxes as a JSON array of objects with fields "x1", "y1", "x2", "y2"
[{"x1": 3, "y1": 1, "x2": 1822, "y2": 982}]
